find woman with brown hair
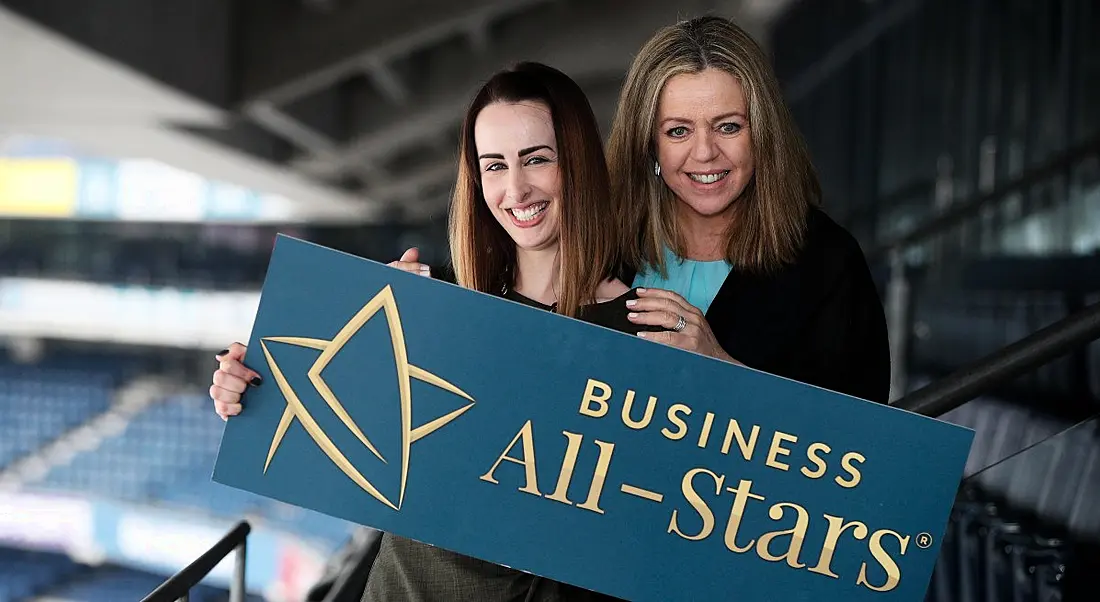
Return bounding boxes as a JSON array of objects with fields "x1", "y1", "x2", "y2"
[
  {"x1": 210, "y1": 61, "x2": 641, "y2": 601},
  {"x1": 445, "y1": 62, "x2": 629, "y2": 319},
  {"x1": 607, "y1": 15, "x2": 891, "y2": 404}
]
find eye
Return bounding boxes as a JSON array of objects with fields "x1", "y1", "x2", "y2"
[
  {"x1": 483, "y1": 162, "x2": 506, "y2": 172},
  {"x1": 666, "y1": 126, "x2": 689, "y2": 138},
  {"x1": 524, "y1": 155, "x2": 552, "y2": 166},
  {"x1": 718, "y1": 122, "x2": 743, "y2": 135}
]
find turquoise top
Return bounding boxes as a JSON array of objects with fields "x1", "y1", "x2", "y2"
[{"x1": 631, "y1": 246, "x2": 733, "y2": 315}]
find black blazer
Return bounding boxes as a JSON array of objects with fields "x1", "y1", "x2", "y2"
[
  {"x1": 649, "y1": 207, "x2": 892, "y2": 404},
  {"x1": 432, "y1": 208, "x2": 891, "y2": 404}
]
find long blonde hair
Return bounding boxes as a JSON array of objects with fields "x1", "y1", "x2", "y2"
[
  {"x1": 607, "y1": 16, "x2": 820, "y2": 275},
  {"x1": 448, "y1": 62, "x2": 620, "y2": 318}
]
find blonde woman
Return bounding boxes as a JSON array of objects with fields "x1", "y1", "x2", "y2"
[{"x1": 607, "y1": 15, "x2": 891, "y2": 403}]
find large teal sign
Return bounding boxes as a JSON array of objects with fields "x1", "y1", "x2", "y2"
[{"x1": 213, "y1": 235, "x2": 974, "y2": 601}]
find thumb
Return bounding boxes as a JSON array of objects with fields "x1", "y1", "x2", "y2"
[{"x1": 399, "y1": 247, "x2": 419, "y2": 263}]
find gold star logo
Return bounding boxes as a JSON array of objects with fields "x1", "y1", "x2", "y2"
[{"x1": 257, "y1": 285, "x2": 475, "y2": 511}]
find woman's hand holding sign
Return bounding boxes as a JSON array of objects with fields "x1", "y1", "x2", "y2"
[
  {"x1": 211, "y1": 343, "x2": 262, "y2": 420},
  {"x1": 626, "y1": 288, "x2": 742, "y2": 365},
  {"x1": 387, "y1": 247, "x2": 432, "y2": 278}
]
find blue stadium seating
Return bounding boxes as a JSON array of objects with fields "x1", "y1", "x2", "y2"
[
  {"x1": 0, "y1": 546, "x2": 85, "y2": 602},
  {"x1": 33, "y1": 394, "x2": 356, "y2": 550},
  {"x1": 0, "y1": 363, "x2": 113, "y2": 471}
]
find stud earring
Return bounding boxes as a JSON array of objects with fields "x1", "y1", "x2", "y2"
[{"x1": 654, "y1": 161, "x2": 661, "y2": 177}]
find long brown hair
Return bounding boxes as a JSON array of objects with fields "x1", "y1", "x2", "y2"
[
  {"x1": 448, "y1": 62, "x2": 619, "y2": 318},
  {"x1": 607, "y1": 16, "x2": 820, "y2": 276}
]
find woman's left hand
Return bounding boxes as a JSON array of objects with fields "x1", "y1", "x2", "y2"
[{"x1": 626, "y1": 288, "x2": 741, "y2": 364}]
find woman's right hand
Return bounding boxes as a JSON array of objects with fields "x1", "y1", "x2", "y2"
[
  {"x1": 211, "y1": 343, "x2": 263, "y2": 421},
  {"x1": 387, "y1": 247, "x2": 431, "y2": 277},
  {"x1": 211, "y1": 248, "x2": 426, "y2": 421}
]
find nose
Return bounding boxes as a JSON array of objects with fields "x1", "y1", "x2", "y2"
[
  {"x1": 504, "y1": 166, "x2": 532, "y2": 203},
  {"x1": 691, "y1": 129, "x2": 720, "y2": 163}
]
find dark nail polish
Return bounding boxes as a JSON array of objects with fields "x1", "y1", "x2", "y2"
[
  {"x1": 217, "y1": 349, "x2": 229, "y2": 357},
  {"x1": 250, "y1": 376, "x2": 263, "y2": 387}
]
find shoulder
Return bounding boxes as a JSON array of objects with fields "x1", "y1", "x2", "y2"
[
  {"x1": 709, "y1": 208, "x2": 876, "y2": 319},
  {"x1": 787, "y1": 207, "x2": 878, "y2": 299},
  {"x1": 801, "y1": 207, "x2": 870, "y2": 271}
]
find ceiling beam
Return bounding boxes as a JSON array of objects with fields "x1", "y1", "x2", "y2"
[
  {"x1": 363, "y1": 58, "x2": 410, "y2": 104},
  {"x1": 239, "y1": 0, "x2": 556, "y2": 105},
  {"x1": 465, "y1": 16, "x2": 492, "y2": 55},
  {"x1": 366, "y1": 158, "x2": 456, "y2": 204},
  {"x1": 243, "y1": 100, "x2": 340, "y2": 160},
  {"x1": 321, "y1": 1, "x2": 687, "y2": 175}
]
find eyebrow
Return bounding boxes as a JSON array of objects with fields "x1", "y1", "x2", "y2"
[
  {"x1": 478, "y1": 144, "x2": 555, "y2": 160},
  {"x1": 660, "y1": 112, "x2": 746, "y2": 125}
]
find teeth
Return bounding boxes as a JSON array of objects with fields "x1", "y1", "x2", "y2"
[
  {"x1": 511, "y1": 202, "x2": 548, "y2": 222},
  {"x1": 689, "y1": 171, "x2": 730, "y2": 184}
]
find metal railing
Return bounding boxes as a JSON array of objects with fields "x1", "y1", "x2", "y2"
[
  {"x1": 874, "y1": 129, "x2": 1100, "y2": 401},
  {"x1": 896, "y1": 300, "x2": 1100, "y2": 417},
  {"x1": 139, "y1": 520, "x2": 249, "y2": 602}
]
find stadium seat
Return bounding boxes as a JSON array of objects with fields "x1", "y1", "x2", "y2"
[
  {"x1": 30, "y1": 393, "x2": 356, "y2": 551},
  {"x1": 0, "y1": 361, "x2": 113, "y2": 470},
  {"x1": 0, "y1": 546, "x2": 85, "y2": 602}
]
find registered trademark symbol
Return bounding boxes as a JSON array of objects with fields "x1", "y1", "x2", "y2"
[{"x1": 916, "y1": 533, "x2": 933, "y2": 549}]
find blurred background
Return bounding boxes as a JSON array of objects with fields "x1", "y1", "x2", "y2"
[{"x1": 0, "y1": 0, "x2": 1097, "y2": 601}]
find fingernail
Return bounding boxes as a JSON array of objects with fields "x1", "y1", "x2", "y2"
[
  {"x1": 250, "y1": 376, "x2": 263, "y2": 387},
  {"x1": 637, "y1": 331, "x2": 648, "y2": 338},
  {"x1": 625, "y1": 299, "x2": 637, "y2": 307},
  {"x1": 216, "y1": 349, "x2": 229, "y2": 357},
  {"x1": 637, "y1": 288, "x2": 647, "y2": 293},
  {"x1": 628, "y1": 312, "x2": 639, "y2": 319}
]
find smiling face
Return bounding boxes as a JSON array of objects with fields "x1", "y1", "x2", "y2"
[
  {"x1": 654, "y1": 68, "x2": 755, "y2": 221},
  {"x1": 474, "y1": 100, "x2": 562, "y2": 252}
]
